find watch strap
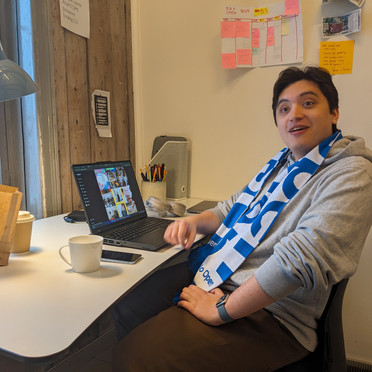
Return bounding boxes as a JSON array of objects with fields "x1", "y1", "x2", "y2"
[{"x1": 216, "y1": 294, "x2": 234, "y2": 323}]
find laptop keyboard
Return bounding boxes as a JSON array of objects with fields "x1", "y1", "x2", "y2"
[{"x1": 103, "y1": 217, "x2": 171, "y2": 241}]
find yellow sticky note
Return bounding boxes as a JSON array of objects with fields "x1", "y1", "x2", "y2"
[
  {"x1": 282, "y1": 18, "x2": 290, "y2": 35},
  {"x1": 319, "y1": 40, "x2": 354, "y2": 75},
  {"x1": 254, "y1": 7, "x2": 269, "y2": 17}
]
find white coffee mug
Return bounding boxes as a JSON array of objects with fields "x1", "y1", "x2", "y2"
[{"x1": 59, "y1": 235, "x2": 103, "y2": 273}]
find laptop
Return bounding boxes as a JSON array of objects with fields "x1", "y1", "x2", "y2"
[{"x1": 71, "y1": 160, "x2": 172, "y2": 251}]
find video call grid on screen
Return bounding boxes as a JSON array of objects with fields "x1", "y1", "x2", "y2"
[{"x1": 73, "y1": 161, "x2": 145, "y2": 232}]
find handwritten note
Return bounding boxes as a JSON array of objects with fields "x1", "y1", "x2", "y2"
[
  {"x1": 236, "y1": 21, "x2": 250, "y2": 38},
  {"x1": 252, "y1": 28, "x2": 260, "y2": 48},
  {"x1": 254, "y1": 7, "x2": 269, "y2": 17},
  {"x1": 281, "y1": 18, "x2": 290, "y2": 35},
  {"x1": 222, "y1": 53, "x2": 236, "y2": 69},
  {"x1": 223, "y1": 5, "x2": 238, "y2": 17},
  {"x1": 59, "y1": 0, "x2": 90, "y2": 38},
  {"x1": 237, "y1": 49, "x2": 252, "y2": 65},
  {"x1": 284, "y1": 0, "x2": 300, "y2": 16},
  {"x1": 267, "y1": 27, "x2": 275, "y2": 46},
  {"x1": 319, "y1": 40, "x2": 354, "y2": 75},
  {"x1": 221, "y1": 21, "x2": 236, "y2": 38}
]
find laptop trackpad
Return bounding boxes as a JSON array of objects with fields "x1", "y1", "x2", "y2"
[{"x1": 131, "y1": 229, "x2": 168, "y2": 248}]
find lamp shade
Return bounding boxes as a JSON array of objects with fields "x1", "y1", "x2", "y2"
[{"x1": 0, "y1": 41, "x2": 37, "y2": 102}]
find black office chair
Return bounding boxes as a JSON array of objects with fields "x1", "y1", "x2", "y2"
[{"x1": 277, "y1": 278, "x2": 349, "y2": 372}]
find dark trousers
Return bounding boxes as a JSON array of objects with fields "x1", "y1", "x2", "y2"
[{"x1": 112, "y1": 262, "x2": 309, "y2": 372}]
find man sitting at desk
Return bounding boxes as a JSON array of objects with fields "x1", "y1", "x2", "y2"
[{"x1": 112, "y1": 66, "x2": 372, "y2": 371}]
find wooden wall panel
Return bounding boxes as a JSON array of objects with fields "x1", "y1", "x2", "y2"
[
  {"x1": 123, "y1": 0, "x2": 135, "y2": 170},
  {"x1": 49, "y1": 0, "x2": 134, "y2": 213},
  {"x1": 66, "y1": 31, "x2": 91, "y2": 209},
  {"x1": 51, "y1": 0, "x2": 71, "y2": 212},
  {"x1": 110, "y1": 0, "x2": 135, "y2": 168},
  {"x1": 88, "y1": 0, "x2": 112, "y2": 162}
]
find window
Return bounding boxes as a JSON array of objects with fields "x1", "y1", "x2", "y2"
[
  {"x1": 18, "y1": 0, "x2": 42, "y2": 218},
  {"x1": 0, "y1": 0, "x2": 60, "y2": 218},
  {"x1": 0, "y1": 0, "x2": 41, "y2": 218}
]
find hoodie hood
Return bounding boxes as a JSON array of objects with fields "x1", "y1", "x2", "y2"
[{"x1": 324, "y1": 135, "x2": 372, "y2": 166}]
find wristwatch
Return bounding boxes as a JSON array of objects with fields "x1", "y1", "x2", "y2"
[{"x1": 216, "y1": 294, "x2": 234, "y2": 323}]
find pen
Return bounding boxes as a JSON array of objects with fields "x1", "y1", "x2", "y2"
[
  {"x1": 146, "y1": 164, "x2": 151, "y2": 182},
  {"x1": 162, "y1": 166, "x2": 167, "y2": 182},
  {"x1": 160, "y1": 163, "x2": 165, "y2": 181},
  {"x1": 142, "y1": 163, "x2": 166, "y2": 182},
  {"x1": 139, "y1": 169, "x2": 148, "y2": 181}
]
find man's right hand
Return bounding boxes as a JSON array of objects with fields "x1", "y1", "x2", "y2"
[
  {"x1": 164, "y1": 218, "x2": 197, "y2": 249},
  {"x1": 164, "y1": 210, "x2": 220, "y2": 249}
]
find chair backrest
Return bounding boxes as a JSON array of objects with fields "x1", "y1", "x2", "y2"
[
  {"x1": 318, "y1": 278, "x2": 349, "y2": 372},
  {"x1": 278, "y1": 278, "x2": 349, "y2": 372}
]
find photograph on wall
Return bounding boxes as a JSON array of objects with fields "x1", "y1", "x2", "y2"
[{"x1": 322, "y1": 9, "x2": 361, "y2": 38}]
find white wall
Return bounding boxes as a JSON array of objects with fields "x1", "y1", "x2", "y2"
[{"x1": 131, "y1": 0, "x2": 372, "y2": 363}]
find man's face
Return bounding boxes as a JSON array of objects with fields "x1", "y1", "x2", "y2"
[{"x1": 275, "y1": 79, "x2": 339, "y2": 161}]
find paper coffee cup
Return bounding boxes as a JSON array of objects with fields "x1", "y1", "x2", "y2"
[{"x1": 11, "y1": 211, "x2": 35, "y2": 253}]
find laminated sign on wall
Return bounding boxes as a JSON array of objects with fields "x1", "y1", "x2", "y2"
[
  {"x1": 91, "y1": 90, "x2": 112, "y2": 138},
  {"x1": 221, "y1": 0, "x2": 303, "y2": 69}
]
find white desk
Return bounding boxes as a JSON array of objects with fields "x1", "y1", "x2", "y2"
[{"x1": 0, "y1": 198, "x2": 203, "y2": 365}]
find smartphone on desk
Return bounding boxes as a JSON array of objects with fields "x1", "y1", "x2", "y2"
[
  {"x1": 187, "y1": 200, "x2": 219, "y2": 214},
  {"x1": 101, "y1": 250, "x2": 142, "y2": 264}
]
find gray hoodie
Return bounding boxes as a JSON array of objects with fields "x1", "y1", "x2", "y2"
[{"x1": 210, "y1": 135, "x2": 372, "y2": 351}]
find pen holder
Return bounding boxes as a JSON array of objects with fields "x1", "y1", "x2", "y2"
[{"x1": 141, "y1": 181, "x2": 167, "y2": 202}]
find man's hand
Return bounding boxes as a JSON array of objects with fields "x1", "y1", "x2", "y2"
[
  {"x1": 163, "y1": 210, "x2": 220, "y2": 249},
  {"x1": 177, "y1": 275, "x2": 276, "y2": 326},
  {"x1": 177, "y1": 285, "x2": 226, "y2": 326},
  {"x1": 164, "y1": 219, "x2": 197, "y2": 249}
]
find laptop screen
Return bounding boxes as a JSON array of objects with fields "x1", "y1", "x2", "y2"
[{"x1": 71, "y1": 160, "x2": 146, "y2": 234}]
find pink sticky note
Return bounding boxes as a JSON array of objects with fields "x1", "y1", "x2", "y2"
[
  {"x1": 221, "y1": 21, "x2": 236, "y2": 38},
  {"x1": 252, "y1": 28, "x2": 260, "y2": 48},
  {"x1": 267, "y1": 27, "x2": 275, "y2": 46},
  {"x1": 222, "y1": 53, "x2": 236, "y2": 69},
  {"x1": 284, "y1": 0, "x2": 299, "y2": 16},
  {"x1": 236, "y1": 21, "x2": 250, "y2": 38},
  {"x1": 237, "y1": 49, "x2": 252, "y2": 65}
]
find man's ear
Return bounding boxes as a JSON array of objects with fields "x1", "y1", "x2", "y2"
[{"x1": 331, "y1": 108, "x2": 339, "y2": 125}]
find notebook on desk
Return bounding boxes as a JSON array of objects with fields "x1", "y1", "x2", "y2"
[{"x1": 71, "y1": 160, "x2": 172, "y2": 251}]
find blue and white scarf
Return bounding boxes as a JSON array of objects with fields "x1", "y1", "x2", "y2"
[{"x1": 190, "y1": 131, "x2": 342, "y2": 292}]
